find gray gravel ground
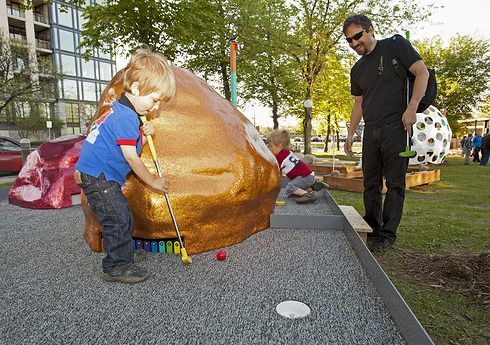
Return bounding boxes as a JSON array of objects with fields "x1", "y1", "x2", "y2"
[{"x1": 0, "y1": 203, "x2": 405, "y2": 345}]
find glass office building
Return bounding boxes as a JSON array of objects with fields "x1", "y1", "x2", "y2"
[{"x1": 0, "y1": 0, "x2": 116, "y2": 137}]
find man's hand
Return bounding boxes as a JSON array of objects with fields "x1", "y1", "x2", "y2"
[
  {"x1": 401, "y1": 106, "x2": 417, "y2": 137},
  {"x1": 149, "y1": 175, "x2": 169, "y2": 193},
  {"x1": 142, "y1": 122, "x2": 155, "y2": 136},
  {"x1": 344, "y1": 135, "x2": 355, "y2": 156}
]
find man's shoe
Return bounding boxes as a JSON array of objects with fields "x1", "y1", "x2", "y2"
[
  {"x1": 101, "y1": 264, "x2": 150, "y2": 284},
  {"x1": 295, "y1": 191, "x2": 317, "y2": 204},
  {"x1": 311, "y1": 180, "x2": 330, "y2": 191},
  {"x1": 368, "y1": 237, "x2": 395, "y2": 251},
  {"x1": 134, "y1": 249, "x2": 146, "y2": 263},
  {"x1": 366, "y1": 232, "x2": 379, "y2": 241}
]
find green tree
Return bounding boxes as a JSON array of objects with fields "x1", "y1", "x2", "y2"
[
  {"x1": 414, "y1": 35, "x2": 490, "y2": 134},
  {"x1": 311, "y1": 53, "x2": 352, "y2": 151},
  {"x1": 238, "y1": 0, "x2": 301, "y2": 128},
  {"x1": 79, "y1": 0, "x2": 180, "y2": 60}
]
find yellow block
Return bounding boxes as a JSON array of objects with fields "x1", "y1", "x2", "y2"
[{"x1": 275, "y1": 201, "x2": 286, "y2": 206}]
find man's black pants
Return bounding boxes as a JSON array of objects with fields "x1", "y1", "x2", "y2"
[
  {"x1": 473, "y1": 147, "x2": 481, "y2": 162},
  {"x1": 362, "y1": 123, "x2": 408, "y2": 241}
]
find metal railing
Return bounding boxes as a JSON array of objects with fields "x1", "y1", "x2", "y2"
[
  {"x1": 7, "y1": 6, "x2": 25, "y2": 18},
  {"x1": 33, "y1": 13, "x2": 49, "y2": 24},
  {"x1": 9, "y1": 33, "x2": 27, "y2": 41},
  {"x1": 36, "y1": 39, "x2": 52, "y2": 50}
]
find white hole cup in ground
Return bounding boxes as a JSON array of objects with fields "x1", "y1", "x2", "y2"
[{"x1": 276, "y1": 301, "x2": 311, "y2": 319}]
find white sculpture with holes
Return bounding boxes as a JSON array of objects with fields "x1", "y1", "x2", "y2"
[{"x1": 409, "y1": 105, "x2": 452, "y2": 165}]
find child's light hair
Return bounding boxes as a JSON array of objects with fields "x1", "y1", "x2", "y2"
[
  {"x1": 123, "y1": 48, "x2": 175, "y2": 102},
  {"x1": 268, "y1": 129, "x2": 291, "y2": 149}
]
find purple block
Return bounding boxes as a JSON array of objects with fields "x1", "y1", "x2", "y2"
[
  {"x1": 143, "y1": 241, "x2": 151, "y2": 252},
  {"x1": 136, "y1": 240, "x2": 143, "y2": 250}
]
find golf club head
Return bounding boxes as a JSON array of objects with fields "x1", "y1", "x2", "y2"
[{"x1": 399, "y1": 145, "x2": 417, "y2": 158}]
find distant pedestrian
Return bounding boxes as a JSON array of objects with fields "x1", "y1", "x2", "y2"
[
  {"x1": 461, "y1": 133, "x2": 473, "y2": 165},
  {"x1": 480, "y1": 132, "x2": 490, "y2": 166},
  {"x1": 471, "y1": 133, "x2": 482, "y2": 163},
  {"x1": 460, "y1": 136, "x2": 467, "y2": 157}
]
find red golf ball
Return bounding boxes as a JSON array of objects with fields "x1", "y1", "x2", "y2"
[{"x1": 216, "y1": 250, "x2": 227, "y2": 261}]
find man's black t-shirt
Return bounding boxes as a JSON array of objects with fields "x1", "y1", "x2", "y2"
[{"x1": 350, "y1": 35, "x2": 421, "y2": 128}]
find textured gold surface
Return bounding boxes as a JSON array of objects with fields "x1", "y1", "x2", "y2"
[{"x1": 82, "y1": 67, "x2": 280, "y2": 254}]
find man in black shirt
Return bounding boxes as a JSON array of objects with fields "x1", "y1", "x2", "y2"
[{"x1": 343, "y1": 14, "x2": 429, "y2": 250}]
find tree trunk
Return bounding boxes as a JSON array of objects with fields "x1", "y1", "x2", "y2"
[
  {"x1": 303, "y1": 88, "x2": 313, "y2": 154},
  {"x1": 220, "y1": 61, "x2": 231, "y2": 101},
  {"x1": 336, "y1": 130, "x2": 340, "y2": 151},
  {"x1": 324, "y1": 113, "x2": 331, "y2": 152},
  {"x1": 272, "y1": 99, "x2": 279, "y2": 129}
]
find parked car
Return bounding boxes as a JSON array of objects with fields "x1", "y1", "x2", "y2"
[
  {"x1": 0, "y1": 136, "x2": 23, "y2": 175},
  {"x1": 311, "y1": 136, "x2": 321, "y2": 142},
  {"x1": 293, "y1": 136, "x2": 303, "y2": 142}
]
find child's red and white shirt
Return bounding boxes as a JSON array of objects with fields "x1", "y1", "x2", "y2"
[{"x1": 275, "y1": 149, "x2": 313, "y2": 179}]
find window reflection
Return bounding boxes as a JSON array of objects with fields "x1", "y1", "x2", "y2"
[
  {"x1": 81, "y1": 59, "x2": 95, "y2": 78},
  {"x1": 63, "y1": 79, "x2": 78, "y2": 99},
  {"x1": 83, "y1": 82, "x2": 97, "y2": 101},
  {"x1": 57, "y1": 6, "x2": 73, "y2": 27},
  {"x1": 58, "y1": 29, "x2": 75, "y2": 51},
  {"x1": 98, "y1": 62, "x2": 112, "y2": 81},
  {"x1": 60, "y1": 54, "x2": 76, "y2": 76}
]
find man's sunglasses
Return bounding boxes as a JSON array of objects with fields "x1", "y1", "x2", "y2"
[{"x1": 345, "y1": 29, "x2": 366, "y2": 43}]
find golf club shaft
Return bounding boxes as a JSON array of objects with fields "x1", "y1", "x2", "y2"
[{"x1": 140, "y1": 117, "x2": 185, "y2": 249}]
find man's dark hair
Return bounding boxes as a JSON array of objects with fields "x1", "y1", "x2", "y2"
[{"x1": 343, "y1": 14, "x2": 373, "y2": 34}]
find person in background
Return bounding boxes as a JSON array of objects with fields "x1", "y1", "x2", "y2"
[
  {"x1": 471, "y1": 132, "x2": 482, "y2": 163},
  {"x1": 461, "y1": 133, "x2": 473, "y2": 165}
]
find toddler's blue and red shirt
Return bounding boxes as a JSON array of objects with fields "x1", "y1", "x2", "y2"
[{"x1": 75, "y1": 94, "x2": 142, "y2": 186}]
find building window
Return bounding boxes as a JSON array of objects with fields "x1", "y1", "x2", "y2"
[
  {"x1": 62, "y1": 79, "x2": 78, "y2": 99},
  {"x1": 98, "y1": 61, "x2": 112, "y2": 81},
  {"x1": 98, "y1": 82, "x2": 107, "y2": 97},
  {"x1": 57, "y1": 5, "x2": 73, "y2": 27},
  {"x1": 77, "y1": 10, "x2": 87, "y2": 30},
  {"x1": 81, "y1": 59, "x2": 95, "y2": 79},
  {"x1": 58, "y1": 29, "x2": 75, "y2": 51},
  {"x1": 60, "y1": 54, "x2": 77, "y2": 76},
  {"x1": 98, "y1": 49, "x2": 111, "y2": 60},
  {"x1": 82, "y1": 82, "x2": 97, "y2": 101}
]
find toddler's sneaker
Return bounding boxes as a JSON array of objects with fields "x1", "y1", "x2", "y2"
[
  {"x1": 312, "y1": 180, "x2": 329, "y2": 191},
  {"x1": 101, "y1": 264, "x2": 150, "y2": 284},
  {"x1": 295, "y1": 191, "x2": 317, "y2": 204}
]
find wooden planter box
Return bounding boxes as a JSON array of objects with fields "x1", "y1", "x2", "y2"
[{"x1": 323, "y1": 169, "x2": 441, "y2": 193}]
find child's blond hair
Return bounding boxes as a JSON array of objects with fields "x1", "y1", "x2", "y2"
[
  {"x1": 123, "y1": 48, "x2": 175, "y2": 102},
  {"x1": 268, "y1": 129, "x2": 291, "y2": 149}
]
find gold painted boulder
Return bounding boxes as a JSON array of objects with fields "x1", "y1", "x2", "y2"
[{"x1": 82, "y1": 67, "x2": 280, "y2": 254}]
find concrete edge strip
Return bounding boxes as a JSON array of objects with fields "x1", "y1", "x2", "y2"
[
  {"x1": 324, "y1": 189, "x2": 435, "y2": 345},
  {"x1": 270, "y1": 214, "x2": 344, "y2": 230}
]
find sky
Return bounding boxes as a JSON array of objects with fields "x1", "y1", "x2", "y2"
[{"x1": 116, "y1": 0, "x2": 490, "y2": 129}]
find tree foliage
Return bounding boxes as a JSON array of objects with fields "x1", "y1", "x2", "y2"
[
  {"x1": 311, "y1": 53, "x2": 352, "y2": 150},
  {"x1": 237, "y1": 0, "x2": 301, "y2": 128},
  {"x1": 414, "y1": 35, "x2": 490, "y2": 134},
  {"x1": 79, "y1": 0, "x2": 180, "y2": 60}
]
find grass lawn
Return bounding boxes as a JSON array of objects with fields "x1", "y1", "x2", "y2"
[{"x1": 324, "y1": 155, "x2": 490, "y2": 345}]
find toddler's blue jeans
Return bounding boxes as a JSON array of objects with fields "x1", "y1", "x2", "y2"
[{"x1": 78, "y1": 172, "x2": 134, "y2": 273}]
